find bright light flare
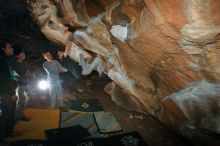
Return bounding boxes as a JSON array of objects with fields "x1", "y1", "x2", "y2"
[{"x1": 38, "y1": 80, "x2": 49, "y2": 90}]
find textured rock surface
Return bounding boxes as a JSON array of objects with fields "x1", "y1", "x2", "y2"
[{"x1": 26, "y1": 0, "x2": 220, "y2": 133}]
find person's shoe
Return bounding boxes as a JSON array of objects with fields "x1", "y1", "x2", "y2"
[
  {"x1": 21, "y1": 116, "x2": 31, "y2": 121},
  {"x1": 8, "y1": 131, "x2": 23, "y2": 137}
]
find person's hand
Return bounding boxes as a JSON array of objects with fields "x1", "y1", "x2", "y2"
[
  {"x1": 14, "y1": 75, "x2": 19, "y2": 81},
  {"x1": 57, "y1": 51, "x2": 64, "y2": 59},
  {"x1": 60, "y1": 68, "x2": 68, "y2": 73},
  {"x1": 62, "y1": 68, "x2": 68, "y2": 72},
  {"x1": 10, "y1": 94, "x2": 18, "y2": 102},
  {"x1": 26, "y1": 70, "x2": 32, "y2": 76}
]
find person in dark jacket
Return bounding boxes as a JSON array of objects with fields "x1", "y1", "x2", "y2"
[
  {"x1": 13, "y1": 47, "x2": 31, "y2": 121},
  {"x1": 0, "y1": 41, "x2": 22, "y2": 142},
  {"x1": 0, "y1": 40, "x2": 16, "y2": 69}
]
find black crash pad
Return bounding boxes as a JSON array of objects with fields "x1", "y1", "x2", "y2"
[
  {"x1": 68, "y1": 99, "x2": 104, "y2": 112},
  {"x1": 45, "y1": 125, "x2": 90, "y2": 145}
]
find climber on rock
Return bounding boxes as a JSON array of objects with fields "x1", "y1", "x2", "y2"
[
  {"x1": 65, "y1": 32, "x2": 112, "y2": 76},
  {"x1": 79, "y1": 53, "x2": 105, "y2": 76},
  {"x1": 65, "y1": 32, "x2": 92, "y2": 62},
  {"x1": 65, "y1": 31, "x2": 104, "y2": 76},
  {"x1": 57, "y1": 44, "x2": 83, "y2": 93}
]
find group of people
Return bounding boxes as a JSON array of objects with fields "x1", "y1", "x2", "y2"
[
  {"x1": 42, "y1": 34, "x2": 107, "y2": 109},
  {"x1": 0, "y1": 36, "x2": 107, "y2": 142},
  {"x1": 0, "y1": 40, "x2": 31, "y2": 141}
]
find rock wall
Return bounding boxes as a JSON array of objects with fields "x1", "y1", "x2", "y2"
[{"x1": 26, "y1": 0, "x2": 220, "y2": 133}]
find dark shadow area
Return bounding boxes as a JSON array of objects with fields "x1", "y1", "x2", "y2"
[{"x1": 0, "y1": 0, "x2": 60, "y2": 68}]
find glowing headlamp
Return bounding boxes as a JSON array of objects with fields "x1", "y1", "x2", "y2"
[{"x1": 38, "y1": 80, "x2": 49, "y2": 90}]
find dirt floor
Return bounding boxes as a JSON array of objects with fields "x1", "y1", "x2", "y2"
[
  {"x1": 26, "y1": 73, "x2": 189, "y2": 146},
  {"x1": 80, "y1": 76, "x2": 187, "y2": 146}
]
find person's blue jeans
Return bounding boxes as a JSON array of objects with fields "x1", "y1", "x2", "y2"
[{"x1": 48, "y1": 80, "x2": 64, "y2": 108}]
